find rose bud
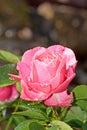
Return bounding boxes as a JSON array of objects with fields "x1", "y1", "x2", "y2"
[{"x1": 0, "y1": 84, "x2": 19, "y2": 104}]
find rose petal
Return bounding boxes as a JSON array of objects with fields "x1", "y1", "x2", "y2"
[
  {"x1": 63, "y1": 47, "x2": 77, "y2": 69},
  {"x1": 9, "y1": 73, "x2": 21, "y2": 81},
  {"x1": 32, "y1": 60, "x2": 52, "y2": 83},
  {"x1": 54, "y1": 67, "x2": 76, "y2": 93},
  {"x1": 0, "y1": 86, "x2": 12, "y2": 101},
  {"x1": 22, "y1": 47, "x2": 45, "y2": 65},
  {"x1": 48, "y1": 45, "x2": 77, "y2": 70},
  {"x1": 44, "y1": 90, "x2": 73, "y2": 107},
  {"x1": 47, "y1": 45, "x2": 65, "y2": 54},
  {"x1": 50, "y1": 58, "x2": 66, "y2": 91},
  {"x1": 28, "y1": 82, "x2": 51, "y2": 94},
  {"x1": 0, "y1": 85, "x2": 19, "y2": 103},
  {"x1": 8, "y1": 85, "x2": 19, "y2": 102},
  {"x1": 46, "y1": 56, "x2": 60, "y2": 77},
  {"x1": 17, "y1": 62, "x2": 31, "y2": 82},
  {"x1": 20, "y1": 80, "x2": 49, "y2": 101}
]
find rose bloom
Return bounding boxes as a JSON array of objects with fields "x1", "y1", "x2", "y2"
[
  {"x1": 10, "y1": 45, "x2": 77, "y2": 107},
  {"x1": 0, "y1": 84, "x2": 19, "y2": 104}
]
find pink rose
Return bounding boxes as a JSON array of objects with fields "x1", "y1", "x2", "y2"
[
  {"x1": 0, "y1": 85, "x2": 19, "y2": 104},
  {"x1": 44, "y1": 90, "x2": 73, "y2": 107},
  {"x1": 10, "y1": 45, "x2": 77, "y2": 102}
]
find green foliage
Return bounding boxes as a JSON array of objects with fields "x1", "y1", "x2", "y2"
[
  {"x1": 82, "y1": 121, "x2": 87, "y2": 130},
  {"x1": 46, "y1": 120, "x2": 73, "y2": 130},
  {"x1": 64, "y1": 106, "x2": 87, "y2": 122},
  {"x1": 29, "y1": 122, "x2": 45, "y2": 130},
  {"x1": 73, "y1": 85, "x2": 87, "y2": 100},
  {"x1": 67, "y1": 119, "x2": 83, "y2": 128},
  {"x1": 13, "y1": 115, "x2": 26, "y2": 126},
  {"x1": 76, "y1": 100, "x2": 87, "y2": 112},
  {"x1": 0, "y1": 64, "x2": 17, "y2": 87},
  {"x1": 64, "y1": 106, "x2": 87, "y2": 129},
  {"x1": 0, "y1": 50, "x2": 19, "y2": 64},
  {"x1": 14, "y1": 120, "x2": 45, "y2": 130},
  {"x1": 14, "y1": 120, "x2": 30, "y2": 130},
  {"x1": 46, "y1": 126, "x2": 57, "y2": 130},
  {"x1": 16, "y1": 82, "x2": 21, "y2": 93},
  {"x1": 13, "y1": 107, "x2": 48, "y2": 121},
  {"x1": 46, "y1": 107, "x2": 52, "y2": 117}
]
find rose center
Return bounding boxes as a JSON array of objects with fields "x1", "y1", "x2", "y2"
[
  {"x1": 35, "y1": 51, "x2": 61, "y2": 77},
  {"x1": 37, "y1": 52, "x2": 60, "y2": 64}
]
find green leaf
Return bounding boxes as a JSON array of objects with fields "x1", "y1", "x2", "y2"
[
  {"x1": 29, "y1": 122, "x2": 45, "y2": 130},
  {"x1": 13, "y1": 115, "x2": 26, "y2": 125},
  {"x1": 46, "y1": 107, "x2": 52, "y2": 117},
  {"x1": 49, "y1": 120, "x2": 73, "y2": 130},
  {"x1": 64, "y1": 106, "x2": 87, "y2": 122},
  {"x1": 76, "y1": 100, "x2": 87, "y2": 112},
  {"x1": 82, "y1": 121, "x2": 87, "y2": 130},
  {"x1": 46, "y1": 126, "x2": 57, "y2": 130},
  {"x1": 14, "y1": 120, "x2": 29, "y2": 130},
  {"x1": 15, "y1": 120, "x2": 45, "y2": 130},
  {"x1": 0, "y1": 64, "x2": 17, "y2": 87},
  {"x1": 13, "y1": 107, "x2": 48, "y2": 120},
  {"x1": 18, "y1": 100, "x2": 46, "y2": 111},
  {"x1": 68, "y1": 119, "x2": 82, "y2": 128},
  {"x1": 73, "y1": 85, "x2": 87, "y2": 100},
  {"x1": 0, "y1": 50, "x2": 19, "y2": 63},
  {"x1": 16, "y1": 82, "x2": 21, "y2": 93}
]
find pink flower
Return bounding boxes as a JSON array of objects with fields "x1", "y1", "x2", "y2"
[
  {"x1": 10, "y1": 45, "x2": 77, "y2": 102},
  {"x1": 44, "y1": 90, "x2": 73, "y2": 107},
  {"x1": 0, "y1": 85, "x2": 19, "y2": 104}
]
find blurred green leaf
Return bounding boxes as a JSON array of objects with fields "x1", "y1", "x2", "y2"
[
  {"x1": 46, "y1": 107, "x2": 52, "y2": 117},
  {"x1": 16, "y1": 82, "x2": 21, "y2": 93},
  {"x1": 0, "y1": 50, "x2": 19, "y2": 63},
  {"x1": 49, "y1": 120, "x2": 73, "y2": 130},
  {"x1": 15, "y1": 120, "x2": 45, "y2": 130},
  {"x1": 76, "y1": 100, "x2": 87, "y2": 112},
  {"x1": 29, "y1": 122, "x2": 45, "y2": 130},
  {"x1": 73, "y1": 85, "x2": 87, "y2": 100},
  {"x1": 0, "y1": 64, "x2": 17, "y2": 87},
  {"x1": 46, "y1": 126, "x2": 57, "y2": 130},
  {"x1": 68, "y1": 119, "x2": 82, "y2": 128},
  {"x1": 64, "y1": 106, "x2": 87, "y2": 122},
  {"x1": 14, "y1": 120, "x2": 30, "y2": 130},
  {"x1": 82, "y1": 121, "x2": 87, "y2": 130},
  {"x1": 13, "y1": 115, "x2": 26, "y2": 125},
  {"x1": 13, "y1": 107, "x2": 48, "y2": 120},
  {"x1": 18, "y1": 101, "x2": 46, "y2": 112}
]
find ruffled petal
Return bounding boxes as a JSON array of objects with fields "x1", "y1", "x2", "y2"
[
  {"x1": 50, "y1": 58, "x2": 66, "y2": 91},
  {"x1": 44, "y1": 90, "x2": 73, "y2": 107},
  {"x1": 54, "y1": 67, "x2": 75, "y2": 93},
  {"x1": 17, "y1": 62, "x2": 31, "y2": 82},
  {"x1": 32, "y1": 60, "x2": 52, "y2": 83},
  {"x1": 28, "y1": 82, "x2": 51, "y2": 94},
  {"x1": 22, "y1": 47, "x2": 45, "y2": 65},
  {"x1": 20, "y1": 80, "x2": 49, "y2": 101},
  {"x1": 47, "y1": 45, "x2": 65, "y2": 54},
  {"x1": 63, "y1": 47, "x2": 77, "y2": 69}
]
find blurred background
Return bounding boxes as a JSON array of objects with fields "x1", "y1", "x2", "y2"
[{"x1": 0, "y1": 0, "x2": 87, "y2": 87}]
